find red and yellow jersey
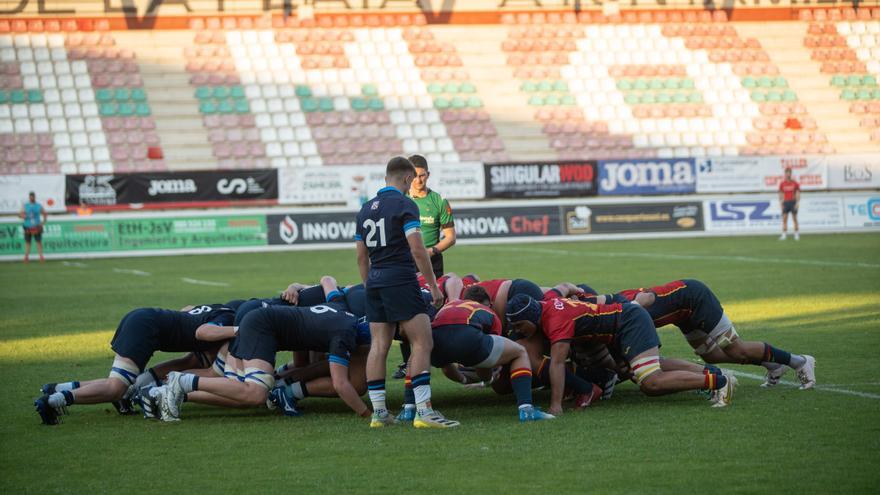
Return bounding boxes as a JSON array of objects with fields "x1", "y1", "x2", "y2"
[
  {"x1": 431, "y1": 299, "x2": 502, "y2": 335},
  {"x1": 473, "y1": 279, "x2": 509, "y2": 301},
  {"x1": 779, "y1": 179, "x2": 800, "y2": 201},
  {"x1": 539, "y1": 298, "x2": 622, "y2": 345}
]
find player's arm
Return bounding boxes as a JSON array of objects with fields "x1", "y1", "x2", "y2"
[
  {"x1": 179, "y1": 305, "x2": 195, "y2": 312},
  {"x1": 548, "y1": 340, "x2": 571, "y2": 415},
  {"x1": 18, "y1": 206, "x2": 25, "y2": 220},
  {"x1": 195, "y1": 323, "x2": 237, "y2": 341},
  {"x1": 281, "y1": 282, "x2": 308, "y2": 304},
  {"x1": 329, "y1": 360, "x2": 371, "y2": 417},
  {"x1": 39, "y1": 205, "x2": 47, "y2": 226},
  {"x1": 355, "y1": 240, "x2": 370, "y2": 285},
  {"x1": 550, "y1": 282, "x2": 581, "y2": 298},
  {"x1": 795, "y1": 185, "x2": 801, "y2": 206},
  {"x1": 431, "y1": 199, "x2": 456, "y2": 255},
  {"x1": 408, "y1": 231, "x2": 444, "y2": 307},
  {"x1": 320, "y1": 275, "x2": 341, "y2": 301}
]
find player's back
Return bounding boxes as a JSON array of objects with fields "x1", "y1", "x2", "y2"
[
  {"x1": 355, "y1": 187, "x2": 420, "y2": 288},
  {"x1": 432, "y1": 300, "x2": 501, "y2": 335},
  {"x1": 161, "y1": 304, "x2": 236, "y2": 351},
  {"x1": 273, "y1": 304, "x2": 358, "y2": 352}
]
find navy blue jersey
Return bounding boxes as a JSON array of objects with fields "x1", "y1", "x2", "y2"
[
  {"x1": 263, "y1": 305, "x2": 360, "y2": 366},
  {"x1": 296, "y1": 284, "x2": 326, "y2": 307},
  {"x1": 234, "y1": 297, "x2": 290, "y2": 325},
  {"x1": 340, "y1": 284, "x2": 367, "y2": 318},
  {"x1": 162, "y1": 303, "x2": 236, "y2": 350},
  {"x1": 355, "y1": 187, "x2": 421, "y2": 288}
]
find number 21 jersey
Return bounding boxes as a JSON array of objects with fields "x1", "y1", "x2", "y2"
[{"x1": 355, "y1": 186, "x2": 421, "y2": 288}]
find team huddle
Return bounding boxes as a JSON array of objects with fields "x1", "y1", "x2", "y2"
[{"x1": 34, "y1": 157, "x2": 816, "y2": 427}]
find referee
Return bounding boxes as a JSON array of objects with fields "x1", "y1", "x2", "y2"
[
  {"x1": 392, "y1": 154, "x2": 456, "y2": 380},
  {"x1": 407, "y1": 154, "x2": 456, "y2": 278}
]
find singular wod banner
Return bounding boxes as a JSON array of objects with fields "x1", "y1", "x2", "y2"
[{"x1": 484, "y1": 161, "x2": 598, "y2": 198}]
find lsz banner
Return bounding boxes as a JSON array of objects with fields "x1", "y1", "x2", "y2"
[
  {"x1": 703, "y1": 195, "x2": 846, "y2": 233},
  {"x1": 66, "y1": 170, "x2": 278, "y2": 207}
]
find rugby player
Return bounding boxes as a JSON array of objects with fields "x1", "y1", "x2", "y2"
[
  {"x1": 609, "y1": 279, "x2": 816, "y2": 390},
  {"x1": 397, "y1": 294, "x2": 555, "y2": 422},
  {"x1": 153, "y1": 304, "x2": 371, "y2": 420},
  {"x1": 778, "y1": 167, "x2": 801, "y2": 241},
  {"x1": 34, "y1": 303, "x2": 235, "y2": 425},
  {"x1": 505, "y1": 294, "x2": 737, "y2": 414},
  {"x1": 355, "y1": 156, "x2": 456, "y2": 428}
]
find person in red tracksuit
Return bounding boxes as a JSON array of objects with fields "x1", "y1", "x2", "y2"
[{"x1": 778, "y1": 167, "x2": 801, "y2": 241}]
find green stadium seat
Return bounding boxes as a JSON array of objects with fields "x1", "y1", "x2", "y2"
[
  {"x1": 872, "y1": 88, "x2": 880, "y2": 100},
  {"x1": 194, "y1": 86, "x2": 211, "y2": 100},
  {"x1": 688, "y1": 92, "x2": 704, "y2": 104},
  {"x1": 782, "y1": 90, "x2": 798, "y2": 102},
  {"x1": 234, "y1": 99, "x2": 249, "y2": 113},
  {"x1": 665, "y1": 78, "x2": 681, "y2": 90},
  {"x1": 351, "y1": 97, "x2": 368, "y2": 111},
  {"x1": 537, "y1": 81, "x2": 553, "y2": 92},
  {"x1": 114, "y1": 88, "x2": 130, "y2": 101},
  {"x1": 27, "y1": 89, "x2": 42, "y2": 103},
  {"x1": 544, "y1": 94, "x2": 560, "y2": 106},
  {"x1": 766, "y1": 91, "x2": 782, "y2": 102},
  {"x1": 444, "y1": 83, "x2": 460, "y2": 94},
  {"x1": 742, "y1": 77, "x2": 757, "y2": 88},
  {"x1": 656, "y1": 92, "x2": 671, "y2": 104},
  {"x1": 10, "y1": 89, "x2": 25, "y2": 104},
  {"x1": 295, "y1": 85, "x2": 312, "y2": 98},
  {"x1": 433, "y1": 97, "x2": 450, "y2": 109},
  {"x1": 553, "y1": 81, "x2": 568, "y2": 92},
  {"x1": 633, "y1": 79, "x2": 648, "y2": 91},
  {"x1": 368, "y1": 97, "x2": 384, "y2": 111},
  {"x1": 362, "y1": 84, "x2": 378, "y2": 96},
  {"x1": 451, "y1": 97, "x2": 466, "y2": 109},
  {"x1": 641, "y1": 93, "x2": 656, "y2": 104},
  {"x1": 230, "y1": 86, "x2": 245, "y2": 98},
  {"x1": 624, "y1": 93, "x2": 639, "y2": 105},
  {"x1": 300, "y1": 98, "x2": 319, "y2": 112},
  {"x1": 774, "y1": 77, "x2": 788, "y2": 88},
  {"x1": 131, "y1": 88, "x2": 146, "y2": 102},
  {"x1": 466, "y1": 96, "x2": 482, "y2": 108},
  {"x1": 841, "y1": 89, "x2": 857, "y2": 101},
  {"x1": 217, "y1": 100, "x2": 234, "y2": 113},
  {"x1": 757, "y1": 76, "x2": 772, "y2": 88},
  {"x1": 560, "y1": 94, "x2": 575, "y2": 106},
  {"x1": 318, "y1": 97, "x2": 334, "y2": 112},
  {"x1": 135, "y1": 103, "x2": 151, "y2": 116},
  {"x1": 460, "y1": 82, "x2": 476, "y2": 94},
  {"x1": 199, "y1": 101, "x2": 216, "y2": 114},
  {"x1": 751, "y1": 91, "x2": 766, "y2": 103},
  {"x1": 847, "y1": 75, "x2": 863, "y2": 87},
  {"x1": 864, "y1": 75, "x2": 877, "y2": 87},
  {"x1": 100, "y1": 103, "x2": 117, "y2": 116},
  {"x1": 831, "y1": 75, "x2": 846, "y2": 87},
  {"x1": 616, "y1": 79, "x2": 632, "y2": 91},
  {"x1": 672, "y1": 92, "x2": 689, "y2": 104},
  {"x1": 680, "y1": 79, "x2": 695, "y2": 90},
  {"x1": 857, "y1": 89, "x2": 873, "y2": 101},
  {"x1": 428, "y1": 82, "x2": 444, "y2": 94},
  {"x1": 213, "y1": 86, "x2": 229, "y2": 99},
  {"x1": 528, "y1": 95, "x2": 544, "y2": 106},
  {"x1": 0, "y1": 90, "x2": 7, "y2": 104},
  {"x1": 118, "y1": 102, "x2": 134, "y2": 116},
  {"x1": 649, "y1": 78, "x2": 664, "y2": 90}
]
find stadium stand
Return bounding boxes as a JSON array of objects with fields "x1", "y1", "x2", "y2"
[{"x1": 1, "y1": 6, "x2": 878, "y2": 174}]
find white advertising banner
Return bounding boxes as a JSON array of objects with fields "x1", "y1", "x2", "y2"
[
  {"x1": 278, "y1": 162, "x2": 485, "y2": 206},
  {"x1": 697, "y1": 156, "x2": 829, "y2": 193},
  {"x1": 826, "y1": 155, "x2": 880, "y2": 190},
  {"x1": 843, "y1": 195, "x2": 880, "y2": 228},
  {"x1": 703, "y1": 194, "x2": 845, "y2": 232},
  {"x1": 0, "y1": 175, "x2": 67, "y2": 214}
]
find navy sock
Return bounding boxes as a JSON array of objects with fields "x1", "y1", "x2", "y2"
[
  {"x1": 510, "y1": 368, "x2": 533, "y2": 407},
  {"x1": 704, "y1": 364, "x2": 723, "y2": 376},
  {"x1": 62, "y1": 390, "x2": 74, "y2": 405},
  {"x1": 403, "y1": 375, "x2": 415, "y2": 406},
  {"x1": 763, "y1": 343, "x2": 792, "y2": 366}
]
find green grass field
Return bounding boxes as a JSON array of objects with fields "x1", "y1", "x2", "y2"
[{"x1": 1, "y1": 233, "x2": 879, "y2": 494}]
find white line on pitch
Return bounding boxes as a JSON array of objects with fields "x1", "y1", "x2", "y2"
[
  {"x1": 113, "y1": 268, "x2": 151, "y2": 276},
  {"x1": 61, "y1": 261, "x2": 88, "y2": 267},
  {"x1": 490, "y1": 246, "x2": 880, "y2": 269},
  {"x1": 181, "y1": 277, "x2": 230, "y2": 287},
  {"x1": 731, "y1": 370, "x2": 880, "y2": 400}
]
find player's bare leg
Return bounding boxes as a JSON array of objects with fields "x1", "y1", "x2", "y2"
[
  {"x1": 366, "y1": 322, "x2": 397, "y2": 426},
  {"x1": 780, "y1": 212, "x2": 789, "y2": 240},
  {"x1": 632, "y1": 348, "x2": 737, "y2": 406}
]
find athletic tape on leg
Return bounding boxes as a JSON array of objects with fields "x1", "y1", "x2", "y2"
[
  {"x1": 109, "y1": 357, "x2": 140, "y2": 386},
  {"x1": 243, "y1": 368, "x2": 275, "y2": 391},
  {"x1": 631, "y1": 356, "x2": 662, "y2": 385}
]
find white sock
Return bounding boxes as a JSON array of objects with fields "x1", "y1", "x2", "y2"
[
  {"x1": 368, "y1": 390, "x2": 387, "y2": 416},
  {"x1": 789, "y1": 354, "x2": 807, "y2": 369},
  {"x1": 289, "y1": 381, "x2": 306, "y2": 400},
  {"x1": 179, "y1": 373, "x2": 198, "y2": 393},
  {"x1": 56, "y1": 381, "x2": 79, "y2": 391},
  {"x1": 48, "y1": 392, "x2": 67, "y2": 408}
]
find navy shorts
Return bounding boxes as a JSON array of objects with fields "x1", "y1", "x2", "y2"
[
  {"x1": 508, "y1": 279, "x2": 544, "y2": 302},
  {"x1": 366, "y1": 280, "x2": 427, "y2": 323},
  {"x1": 23, "y1": 226, "x2": 42, "y2": 242},
  {"x1": 296, "y1": 284, "x2": 326, "y2": 307},
  {"x1": 616, "y1": 304, "x2": 661, "y2": 362},
  {"x1": 678, "y1": 279, "x2": 724, "y2": 335},
  {"x1": 782, "y1": 200, "x2": 797, "y2": 214},
  {"x1": 430, "y1": 324, "x2": 495, "y2": 368},
  {"x1": 230, "y1": 309, "x2": 279, "y2": 366},
  {"x1": 110, "y1": 308, "x2": 169, "y2": 371},
  {"x1": 233, "y1": 298, "x2": 265, "y2": 326}
]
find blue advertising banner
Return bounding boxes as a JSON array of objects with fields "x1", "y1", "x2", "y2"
[{"x1": 598, "y1": 158, "x2": 696, "y2": 195}]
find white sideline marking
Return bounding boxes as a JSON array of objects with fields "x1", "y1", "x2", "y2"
[
  {"x1": 113, "y1": 268, "x2": 151, "y2": 276},
  {"x1": 732, "y1": 370, "x2": 880, "y2": 400},
  {"x1": 181, "y1": 277, "x2": 230, "y2": 287},
  {"x1": 61, "y1": 261, "x2": 88, "y2": 267},
  {"x1": 490, "y1": 246, "x2": 880, "y2": 270}
]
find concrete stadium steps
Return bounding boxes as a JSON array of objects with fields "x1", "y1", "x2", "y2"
[
  {"x1": 433, "y1": 26, "x2": 556, "y2": 162},
  {"x1": 113, "y1": 30, "x2": 217, "y2": 170},
  {"x1": 737, "y1": 22, "x2": 878, "y2": 153}
]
